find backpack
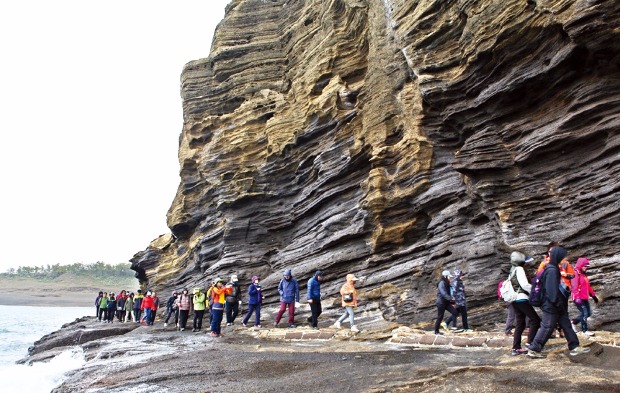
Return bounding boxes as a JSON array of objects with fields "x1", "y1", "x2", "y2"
[
  {"x1": 499, "y1": 270, "x2": 518, "y2": 302},
  {"x1": 529, "y1": 270, "x2": 545, "y2": 307},
  {"x1": 497, "y1": 281, "x2": 504, "y2": 300}
]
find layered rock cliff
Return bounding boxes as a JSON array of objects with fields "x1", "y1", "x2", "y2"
[{"x1": 131, "y1": 0, "x2": 620, "y2": 329}]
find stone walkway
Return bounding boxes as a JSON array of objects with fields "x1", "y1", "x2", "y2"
[{"x1": 233, "y1": 323, "x2": 620, "y2": 350}]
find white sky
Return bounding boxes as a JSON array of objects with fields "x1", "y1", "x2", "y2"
[{"x1": 0, "y1": 1, "x2": 230, "y2": 271}]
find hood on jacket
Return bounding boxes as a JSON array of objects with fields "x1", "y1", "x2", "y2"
[
  {"x1": 346, "y1": 273, "x2": 359, "y2": 282},
  {"x1": 283, "y1": 269, "x2": 292, "y2": 278},
  {"x1": 314, "y1": 271, "x2": 323, "y2": 279},
  {"x1": 575, "y1": 257, "x2": 590, "y2": 272},
  {"x1": 550, "y1": 246, "x2": 567, "y2": 266},
  {"x1": 510, "y1": 251, "x2": 526, "y2": 266}
]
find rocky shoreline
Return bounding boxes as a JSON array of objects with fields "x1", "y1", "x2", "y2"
[{"x1": 21, "y1": 309, "x2": 620, "y2": 393}]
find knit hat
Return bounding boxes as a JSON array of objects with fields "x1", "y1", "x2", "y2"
[
  {"x1": 251, "y1": 275, "x2": 259, "y2": 282},
  {"x1": 441, "y1": 270, "x2": 451, "y2": 278}
]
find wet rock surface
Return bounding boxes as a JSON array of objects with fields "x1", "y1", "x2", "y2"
[{"x1": 20, "y1": 316, "x2": 620, "y2": 392}]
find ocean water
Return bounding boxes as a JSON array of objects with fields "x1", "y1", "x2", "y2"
[{"x1": 0, "y1": 305, "x2": 92, "y2": 393}]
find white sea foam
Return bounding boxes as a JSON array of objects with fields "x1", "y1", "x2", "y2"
[{"x1": 0, "y1": 347, "x2": 86, "y2": 393}]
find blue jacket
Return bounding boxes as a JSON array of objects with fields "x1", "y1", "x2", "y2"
[
  {"x1": 278, "y1": 270, "x2": 300, "y2": 303},
  {"x1": 247, "y1": 284, "x2": 263, "y2": 305},
  {"x1": 307, "y1": 274, "x2": 321, "y2": 300}
]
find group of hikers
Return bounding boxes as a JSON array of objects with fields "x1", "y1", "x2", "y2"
[
  {"x1": 94, "y1": 270, "x2": 362, "y2": 337},
  {"x1": 94, "y1": 289, "x2": 159, "y2": 325},
  {"x1": 95, "y1": 242, "x2": 598, "y2": 358},
  {"x1": 434, "y1": 241, "x2": 598, "y2": 358}
]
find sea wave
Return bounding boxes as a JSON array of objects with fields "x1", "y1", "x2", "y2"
[{"x1": 0, "y1": 347, "x2": 85, "y2": 393}]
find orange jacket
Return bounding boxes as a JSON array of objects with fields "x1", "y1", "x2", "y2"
[
  {"x1": 340, "y1": 282, "x2": 357, "y2": 307},
  {"x1": 536, "y1": 256, "x2": 575, "y2": 289},
  {"x1": 211, "y1": 285, "x2": 233, "y2": 306}
]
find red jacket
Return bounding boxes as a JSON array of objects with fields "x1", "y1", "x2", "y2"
[{"x1": 141, "y1": 295, "x2": 154, "y2": 310}]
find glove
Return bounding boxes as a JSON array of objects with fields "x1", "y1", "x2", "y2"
[
  {"x1": 592, "y1": 295, "x2": 599, "y2": 304},
  {"x1": 238, "y1": 301, "x2": 242, "y2": 305}
]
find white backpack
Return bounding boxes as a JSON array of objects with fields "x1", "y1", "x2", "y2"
[{"x1": 499, "y1": 270, "x2": 518, "y2": 302}]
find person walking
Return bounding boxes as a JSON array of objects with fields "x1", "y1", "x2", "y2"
[
  {"x1": 106, "y1": 293, "x2": 117, "y2": 323},
  {"x1": 95, "y1": 291, "x2": 103, "y2": 319},
  {"x1": 528, "y1": 246, "x2": 590, "y2": 358},
  {"x1": 571, "y1": 257, "x2": 599, "y2": 336},
  {"x1": 506, "y1": 251, "x2": 541, "y2": 356},
  {"x1": 225, "y1": 275, "x2": 242, "y2": 326},
  {"x1": 446, "y1": 270, "x2": 472, "y2": 331},
  {"x1": 133, "y1": 290, "x2": 144, "y2": 323},
  {"x1": 177, "y1": 288, "x2": 191, "y2": 331},
  {"x1": 192, "y1": 287, "x2": 207, "y2": 332},
  {"x1": 434, "y1": 270, "x2": 457, "y2": 335},
  {"x1": 140, "y1": 291, "x2": 154, "y2": 326},
  {"x1": 275, "y1": 269, "x2": 300, "y2": 328},
  {"x1": 124, "y1": 293, "x2": 134, "y2": 322},
  {"x1": 242, "y1": 276, "x2": 264, "y2": 328},
  {"x1": 209, "y1": 278, "x2": 233, "y2": 337},
  {"x1": 306, "y1": 271, "x2": 323, "y2": 329},
  {"x1": 98, "y1": 292, "x2": 108, "y2": 322},
  {"x1": 116, "y1": 291, "x2": 127, "y2": 323},
  {"x1": 333, "y1": 273, "x2": 360, "y2": 333},
  {"x1": 164, "y1": 291, "x2": 179, "y2": 327}
]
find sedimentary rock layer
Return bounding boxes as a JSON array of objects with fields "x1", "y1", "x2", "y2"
[{"x1": 131, "y1": 0, "x2": 620, "y2": 328}]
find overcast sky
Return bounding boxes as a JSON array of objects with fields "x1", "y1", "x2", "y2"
[{"x1": 0, "y1": 1, "x2": 230, "y2": 271}]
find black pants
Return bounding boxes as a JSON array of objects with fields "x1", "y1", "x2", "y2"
[
  {"x1": 529, "y1": 306, "x2": 579, "y2": 352},
  {"x1": 193, "y1": 310, "x2": 205, "y2": 330},
  {"x1": 446, "y1": 305, "x2": 469, "y2": 329},
  {"x1": 107, "y1": 308, "x2": 115, "y2": 322},
  {"x1": 179, "y1": 310, "x2": 189, "y2": 329},
  {"x1": 98, "y1": 308, "x2": 106, "y2": 321},
  {"x1": 225, "y1": 301, "x2": 239, "y2": 323},
  {"x1": 434, "y1": 302, "x2": 456, "y2": 333},
  {"x1": 133, "y1": 309, "x2": 142, "y2": 322},
  {"x1": 512, "y1": 301, "x2": 541, "y2": 350},
  {"x1": 309, "y1": 299, "x2": 322, "y2": 327},
  {"x1": 165, "y1": 307, "x2": 179, "y2": 324}
]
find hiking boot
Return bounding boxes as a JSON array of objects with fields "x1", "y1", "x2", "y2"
[
  {"x1": 440, "y1": 321, "x2": 449, "y2": 331},
  {"x1": 512, "y1": 349, "x2": 527, "y2": 356},
  {"x1": 584, "y1": 331, "x2": 595, "y2": 336},
  {"x1": 570, "y1": 346, "x2": 591, "y2": 356},
  {"x1": 274, "y1": 322, "x2": 279, "y2": 328},
  {"x1": 351, "y1": 325, "x2": 360, "y2": 333},
  {"x1": 434, "y1": 331, "x2": 443, "y2": 335},
  {"x1": 226, "y1": 323, "x2": 232, "y2": 327},
  {"x1": 333, "y1": 321, "x2": 341, "y2": 329},
  {"x1": 527, "y1": 349, "x2": 544, "y2": 359},
  {"x1": 256, "y1": 324, "x2": 262, "y2": 328},
  {"x1": 180, "y1": 328, "x2": 185, "y2": 331}
]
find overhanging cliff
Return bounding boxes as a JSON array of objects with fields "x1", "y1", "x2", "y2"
[{"x1": 131, "y1": 0, "x2": 620, "y2": 328}]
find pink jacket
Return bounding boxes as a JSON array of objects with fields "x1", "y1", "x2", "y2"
[{"x1": 571, "y1": 258, "x2": 597, "y2": 301}]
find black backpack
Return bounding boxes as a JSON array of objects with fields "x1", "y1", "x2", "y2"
[{"x1": 529, "y1": 270, "x2": 545, "y2": 307}]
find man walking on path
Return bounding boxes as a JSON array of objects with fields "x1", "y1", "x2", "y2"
[
  {"x1": 306, "y1": 271, "x2": 323, "y2": 329},
  {"x1": 528, "y1": 246, "x2": 590, "y2": 358},
  {"x1": 275, "y1": 269, "x2": 300, "y2": 328}
]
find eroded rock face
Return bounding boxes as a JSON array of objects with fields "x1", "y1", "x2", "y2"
[{"x1": 131, "y1": 0, "x2": 620, "y2": 329}]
